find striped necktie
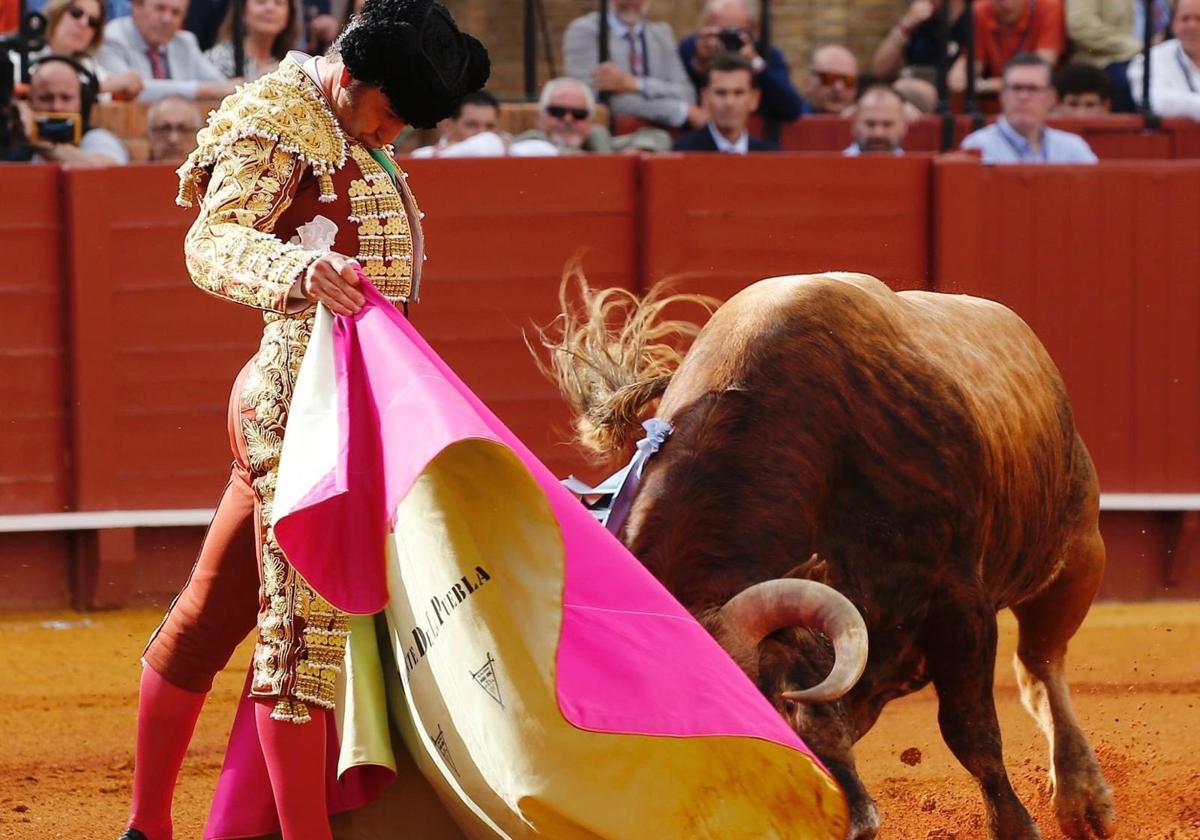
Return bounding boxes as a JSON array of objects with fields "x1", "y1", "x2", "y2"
[
  {"x1": 147, "y1": 48, "x2": 168, "y2": 80},
  {"x1": 625, "y1": 30, "x2": 644, "y2": 77}
]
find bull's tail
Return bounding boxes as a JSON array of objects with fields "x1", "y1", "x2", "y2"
[{"x1": 529, "y1": 264, "x2": 717, "y2": 459}]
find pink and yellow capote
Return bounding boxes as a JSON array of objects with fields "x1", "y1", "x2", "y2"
[{"x1": 203, "y1": 282, "x2": 849, "y2": 840}]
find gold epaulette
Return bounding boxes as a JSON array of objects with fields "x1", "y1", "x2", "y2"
[{"x1": 176, "y1": 58, "x2": 348, "y2": 207}]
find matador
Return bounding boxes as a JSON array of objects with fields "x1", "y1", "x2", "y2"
[{"x1": 118, "y1": 3, "x2": 489, "y2": 839}]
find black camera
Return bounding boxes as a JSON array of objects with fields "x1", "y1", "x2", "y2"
[
  {"x1": 718, "y1": 26, "x2": 747, "y2": 52},
  {"x1": 32, "y1": 112, "x2": 82, "y2": 145}
]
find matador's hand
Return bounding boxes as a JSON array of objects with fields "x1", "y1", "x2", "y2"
[{"x1": 304, "y1": 252, "x2": 365, "y2": 315}]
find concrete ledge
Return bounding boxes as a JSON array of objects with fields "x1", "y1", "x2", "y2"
[{"x1": 0, "y1": 509, "x2": 215, "y2": 533}]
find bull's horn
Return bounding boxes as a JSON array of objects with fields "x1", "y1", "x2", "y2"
[{"x1": 719, "y1": 579, "x2": 869, "y2": 704}]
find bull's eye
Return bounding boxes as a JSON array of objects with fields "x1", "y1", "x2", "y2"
[{"x1": 783, "y1": 699, "x2": 798, "y2": 716}]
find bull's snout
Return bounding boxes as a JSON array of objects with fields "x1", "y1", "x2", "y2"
[
  {"x1": 847, "y1": 802, "x2": 880, "y2": 840},
  {"x1": 826, "y1": 761, "x2": 881, "y2": 840}
]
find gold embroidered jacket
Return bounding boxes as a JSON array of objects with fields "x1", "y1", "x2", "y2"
[
  {"x1": 175, "y1": 55, "x2": 425, "y2": 721},
  {"x1": 178, "y1": 55, "x2": 425, "y2": 310}
]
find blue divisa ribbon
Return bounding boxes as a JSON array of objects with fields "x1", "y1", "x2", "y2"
[{"x1": 598, "y1": 418, "x2": 674, "y2": 535}]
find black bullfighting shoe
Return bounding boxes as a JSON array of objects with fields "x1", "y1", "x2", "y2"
[{"x1": 117, "y1": 829, "x2": 149, "y2": 840}]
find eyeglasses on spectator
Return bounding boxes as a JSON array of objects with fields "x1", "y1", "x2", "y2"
[
  {"x1": 150, "y1": 122, "x2": 193, "y2": 136},
  {"x1": 67, "y1": 5, "x2": 102, "y2": 28},
  {"x1": 1003, "y1": 83, "x2": 1050, "y2": 95},
  {"x1": 546, "y1": 105, "x2": 589, "y2": 121}
]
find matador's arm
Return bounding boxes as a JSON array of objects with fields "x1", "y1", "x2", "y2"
[{"x1": 183, "y1": 136, "x2": 322, "y2": 313}]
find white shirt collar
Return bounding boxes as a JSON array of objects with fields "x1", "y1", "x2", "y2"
[
  {"x1": 708, "y1": 122, "x2": 749, "y2": 154},
  {"x1": 844, "y1": 142, "x2": 904, "y2": 157}
]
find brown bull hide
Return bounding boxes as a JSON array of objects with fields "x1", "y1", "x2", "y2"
[{"x1": 547, "y1": 273, "x2": 1115, "y2": 840}]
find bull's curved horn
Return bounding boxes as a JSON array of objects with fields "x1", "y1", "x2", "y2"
[{"x1": 719, "y1": 579, "x2": 869, "y2": 704}]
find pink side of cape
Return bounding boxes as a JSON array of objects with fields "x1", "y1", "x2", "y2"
[{"x1": 206, "y1": 284, "x2": 823, "y2": 838}]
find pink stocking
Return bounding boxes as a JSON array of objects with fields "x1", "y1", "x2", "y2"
[
  {"x1": 254, "y1": 702, "x2": 333, "y2": 840},
  {"x1": 128, "y1": 666, "x2": 207, "y2": 840}
]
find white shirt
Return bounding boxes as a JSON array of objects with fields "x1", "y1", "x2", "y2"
[
  {"x1": 843, "y1": 143, "x2": 904, "y2": 157},
  {"x1": 1128, "y1": 39, "x2": 1200, "y2": 120},
  {"x1": 412, "y1": 132, "x2": 507, "y2": 158},
  {"x1": 960, "y1": 117, "x2": 1098, "y2": 164},
  {"x1": 707, "y1": 122, "x2": 749, "y2": 154}
]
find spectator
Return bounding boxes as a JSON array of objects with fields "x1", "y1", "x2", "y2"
[
  {"x1": 1072, "y1": 0, "x2": 1170, "y2": 111},
  {"x1": 961, "y1": 53, "x2": 1098, "y2": 162},
  {"x1": 951, "y1": 0, "x2": 1065, "y2": 93},
  {"x1": 872, "y1": 0, "x2": 969, "y2": 81},
  {"x1": 33, "y1": 0, "x2": 143, "y2": 98},
  {"x1": 673, "y1": 53, "x2": 777, "y2": 153},
  {"x1": 845, "y1": 84, "x2": 908, "y2": 155},
  {"x1": 412, "y1": 90, "x2": 502, "y2": 157},
  {"x1": 894, "y1": 74, "x2": 939, "y2": 115},
  {"x1": 183, "y1": 0, "x2": 229, "y2": 51},
  {"x1": 26, "y1": 55, "x2": 128, "y2": 165},
  {"x1": 805, "y1": 44, "x2": 859, "y2": 114},
  {"x1": 511, "y1": 76, "x2": 671, "y2": 155},
  {"x1": 1054, "y1": 61, "x2": 1113, "y2": 115},
  {"x1": 146, "y1": 93, "x2": 199, "y2": 161},
  {"x1": 1129, "y1": 0, "x2": 1200, "y2": 120},
  {"x1": 563, "y1": 0, "x2": 704, "y2": 130},
  {"x1": 204, "y1": 0, "x2": 295, "y2": 81},
  {"x1": 97, "y1": 0, "x2": 237, "y2": 102},
  {"x1": 678, "y1": 0, "x2": 807, "y2": 122}
]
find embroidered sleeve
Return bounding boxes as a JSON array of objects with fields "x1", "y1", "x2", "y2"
[{"x1": 184, "y1": 136, "x2": 320, "y2": 313}]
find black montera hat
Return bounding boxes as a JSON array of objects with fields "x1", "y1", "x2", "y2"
[{"x1": 338, "y1": 0, "x2": 490, "y2": 130}]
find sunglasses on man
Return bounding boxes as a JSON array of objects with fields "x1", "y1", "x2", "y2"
[
  {"x1": 546, "y1": 105, "x2": 590, "y2": 121},
  {"x1": 67, "y1": 5, "x2": 103, "y2": 28},
  {"x1": 812, "y1": 70, "x2": 857, "y2": 88}
]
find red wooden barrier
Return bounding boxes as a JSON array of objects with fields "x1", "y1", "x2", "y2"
[
  {"x1": 4, "y1": 158, "x2": 1200, "y2": 606},
  {"x1": 777, "y1": 115, "x2": 1186, "y2": 159},
  {"x1": 63, "y1": 165, "x2": 264, "y2": 510},
  {"x1": 934, "y1": 158, "x2": 1200, "y2": 492},
  {"x1": 402, "y1": 156, "x2": 640, "y2": 482},
  {"x1": 777, "y1": 116, "x2": 976, "y2": 153},
  {"x1": 0, "y1": 166, "x2": 72, "y2": 608},
  {"x1": 1047, "y1": 116, "x2": 1173, "y2": 160},
  {"x1": 0, "y1": 166, "x2": 69, "y2": 513},
  {"x1": 1163, "y1": 117, "x2": 1200, "y2": 158},
  {"x1": 639, "y1": 153, "x2": 933, "y2": 300}
]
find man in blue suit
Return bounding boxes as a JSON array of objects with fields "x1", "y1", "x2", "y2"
[
  {"x1": 673, "y1": 53, "x2": 779, "y2": 153},
  {"x1": 678, "y1": 0, "x2": 808, "y2": 122}
]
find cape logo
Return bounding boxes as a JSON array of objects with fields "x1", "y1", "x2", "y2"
[
  {"x1": 403, "y1": 565, "x2": 492, "y2": 673},
  {"x1": 471, "y1": 652, "x2": 503, "y2": 708},
  {"x1": 432, "y1": 724, "x2": 458, "y2": 777}
]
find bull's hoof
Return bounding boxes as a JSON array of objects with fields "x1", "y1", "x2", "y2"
[{"x1": 1055, "y1": 771, "x2": 1116, "y2": 839}]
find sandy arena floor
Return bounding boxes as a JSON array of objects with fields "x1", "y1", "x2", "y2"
[{"x1": 0, "y1": 603, "x2": 1196, "y2": 839}]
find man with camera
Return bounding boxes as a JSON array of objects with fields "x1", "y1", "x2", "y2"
[
  {"x1": 24, "y1": 56, "x2": 128, "y2": 165},
  {"x1": 679, "y1": 0, "x2": 807, "y2": 123}
]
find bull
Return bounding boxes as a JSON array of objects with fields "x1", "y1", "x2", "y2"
[{"x1": 539, "y1": 272, "x2": 1115, "y2": 840}]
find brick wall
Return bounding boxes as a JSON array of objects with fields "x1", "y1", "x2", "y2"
[{"x1": 442, "y1": 0, "x2": 907, "y2": 101}]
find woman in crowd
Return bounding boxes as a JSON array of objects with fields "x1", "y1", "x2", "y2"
[
  {"x1": 204, "y1": 0, "x2": 297, "y2": 82},
  {"x1": 36, "y1": 0, "x2": 143, "y2": 99}
]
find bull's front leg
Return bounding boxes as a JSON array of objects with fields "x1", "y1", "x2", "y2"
[{"x1": 922, "y1": 592, "x2": 1041, "y2": 840}]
